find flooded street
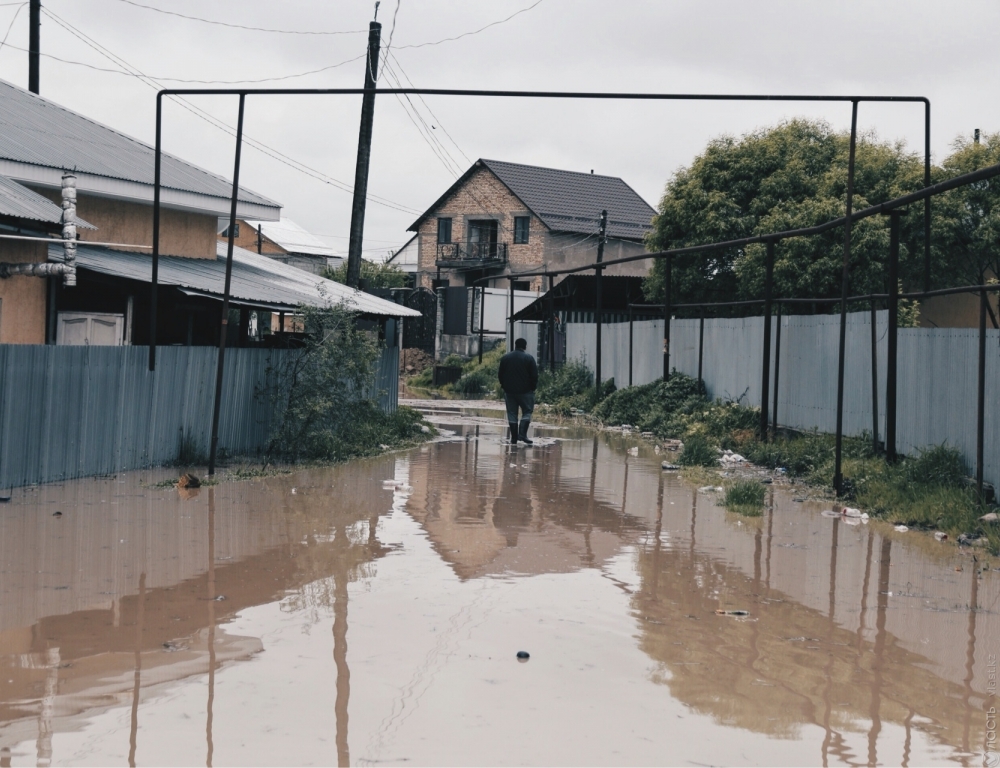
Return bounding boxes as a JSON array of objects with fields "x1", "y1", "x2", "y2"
[{"x1": 1, "y1": 417, "x2": 997, "y2": 766}]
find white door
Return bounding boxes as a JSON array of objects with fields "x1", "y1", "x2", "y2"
[{"x1": 56, "y1": 313, "x2": 125, "y2": 346}]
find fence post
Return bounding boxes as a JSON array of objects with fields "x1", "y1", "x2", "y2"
[
  {"x1": 663, "y1": 254, "x2": 672, "y2": 381},
  {"x1": 759, "y1": 239, "x2": 775, "y2": 440},
  {"x1": 772, "y1": 302, "x2": 781, "y2": 435},
  {"x1": 547, "y1": 274, "x2": 556, "y2": 372},
  {"x1": 594, "y1": 210, "x2": 607, "y2": 399},
  {"x1": 977, "y1": 288, "x2": 986, "y2": 501},
  {"x1": 628, "y1": 305, "x2": 634, "y2": 388},
  {"x1": 478, "y1": 284, "x2": 485, "y2": 363},
  {"x1": 870, "y1": 296, "x2": 880, "y2": 454},
  {"x1": 508, "y1": 280, "x2": 514, "y2": 350},
  {"x1": 886, "y1": 212, "x2": 900, "y2": 462},
  {"x1": 834, "y1": 100, "x2": 859, "y2": 496},
  {"x1": 698, "y1": 307, "x2": 705, "y2": 389}
]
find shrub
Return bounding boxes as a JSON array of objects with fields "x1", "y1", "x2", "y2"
[{"x1": 536, "y1": 360, "x2": 593, "y2": 403}]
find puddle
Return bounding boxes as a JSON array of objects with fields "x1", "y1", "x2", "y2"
[{"x1": 0, "y1": 423, "x2": 996, "y2": 765}]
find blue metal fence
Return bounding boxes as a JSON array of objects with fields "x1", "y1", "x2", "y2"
[{"x1": 0, "y1": 344, "x2": 399, "y2": 488}]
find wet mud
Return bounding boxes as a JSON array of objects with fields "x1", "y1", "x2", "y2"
[{"x1": 0, "y1": 419, "x2": 996, "y2": 766}]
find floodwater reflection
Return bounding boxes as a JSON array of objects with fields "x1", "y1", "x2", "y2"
[{"x1": 0, "y1": 422, "x2": 995, "y2": 765}]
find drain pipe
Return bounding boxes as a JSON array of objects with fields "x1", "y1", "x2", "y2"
[{"x1": 0, "y1": 172, "x2": 77, "y2": 284}]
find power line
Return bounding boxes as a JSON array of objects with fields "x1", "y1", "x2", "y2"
[
  {"x1": 1, "y1": 39, "x2": 368, "y2": 83},
  {"x1": 111, "y1": 0, "x2": 369, "y2": 36},
  {"x1": 0, "y1": 2, "x2": 24, "y2": 53},
  {"x1": 39, "y1": 8, "x2": 421, "y2": 215},
  {"x1": 394, "y1": 0, "x2": 545, "y2": 50}
]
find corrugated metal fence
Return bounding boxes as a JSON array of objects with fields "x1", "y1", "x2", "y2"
[
  {"x1": 567, "y1": 313, "x2": 999, "y2": 487},
  {"x1": 0, "y1": 344, "x2": 400, "y2": 488}
]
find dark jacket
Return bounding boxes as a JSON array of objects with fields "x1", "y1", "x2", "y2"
[{"x1": 498, "y1": 349, "x2": 538, "y2": 395}]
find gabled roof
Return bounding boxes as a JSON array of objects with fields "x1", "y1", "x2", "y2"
[
  {"x1": 0, "y1": 80, "x2": 279, "y2": 220},
  {"x1": 0, "y1": 173, "x2": 94, "y2": 229},
  {"x1": 409, "y1": 159, "x2": 656, "y2": 241},
  {"x1": 48, "y1": 241, "x2": 420, "y2": 318},
  {"x1": 241, "y1": 217, "x2": 336, "y2": 258}
]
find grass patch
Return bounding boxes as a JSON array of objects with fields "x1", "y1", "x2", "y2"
[
  {"x1": 593, "y1": 371, "x2": 997, "y2": 554},
  {"x1": 722, "y1": 479, "x2": 766, "y2": 517},
  {"x1": 678, "y1": 432, "x2": 719, "y2": 467}
]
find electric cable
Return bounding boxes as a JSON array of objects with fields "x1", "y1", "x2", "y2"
[{"x1": 40, "y1": 7, "x2": 421, "y2": 215}]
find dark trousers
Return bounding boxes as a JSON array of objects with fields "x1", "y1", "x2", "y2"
[{"x1": 503, "y1": 391, "x2": 534, "y2": 424}]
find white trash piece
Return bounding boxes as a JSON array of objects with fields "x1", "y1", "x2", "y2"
[
  {"x1": 894, "y1": 524, "x2": 909, "y2": 532},
  {"x1": 841, "y1": 507, "x2": 863, "y2": 518},
  {"x1": 628, "y1": 447, "x2": 639, "y2": 456}
]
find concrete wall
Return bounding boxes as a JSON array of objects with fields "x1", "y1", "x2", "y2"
[
  {"x1": 33, "y1": 188, "x2": 219, "y2": 259},
  {"x1": 0, "y1": 239, "x2": 47, "y2": 344},
  {"x1": 544, "y1": 232, "x2": 649, "y2": 277}
]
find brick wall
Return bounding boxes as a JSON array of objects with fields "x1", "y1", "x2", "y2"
[{"x1": 416, "y1": 166, "x2": 547, "y2": 291}]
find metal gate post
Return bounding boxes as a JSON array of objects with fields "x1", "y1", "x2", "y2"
[
  {"x1": 772, "y1": 301, "x2": 781, "y2": 435},
  {"x1": 834, "y1": 100, "x2": 860, "y2": 495},
  {"x1": 209, "y1": 93, "x2": 246, "y2": 476},
  {"x1": 870, "y1": 295, "x2": 880, "y2": 454},
  {"x1": 885, "y1": 211, "x2": 900, "y2": 461},
  {"x1": 977, "y1": 288, "x2": 986, "y2": 501},
  {"x1": 478, "y1": 283, "x2": 485, "y2": 363},
  {"x1": 698, "y1": 306, "x2": 705, "y2": 389},
  {"x1": 628, "y1": 305, "x2": 634, "y2": 387},
  {"x1": 759, "y1": 239, "x2": 775, "y2": 440},
  {"x1": 663, "y1": 254, "x2": 672, "y2": 381}
]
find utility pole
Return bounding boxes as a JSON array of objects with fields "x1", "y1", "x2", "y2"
[
  {"x1": 28, "y1": 0, "x2": 40, "y2": 94},
  {"x1": 345, "y1": 5, "x2": 381, "y2": 289}
]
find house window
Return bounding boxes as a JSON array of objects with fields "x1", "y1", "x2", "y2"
[
  {"x1": 437, "y1": 218, "x2": 452, "y2": 244},
  {"x1": 513, "y1": 216, "x2": 530, "y2": 244},
  {"x1": 221, "y1": 223, "x2": 240, "y2": 239}
]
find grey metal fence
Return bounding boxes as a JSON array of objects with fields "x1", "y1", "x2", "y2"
[
  {"x1": 566, "y1": 313, "x2": 999, "y2": 488},
  {"x1": 0, "y1": 344, "x2": 400, "y2": 488}
]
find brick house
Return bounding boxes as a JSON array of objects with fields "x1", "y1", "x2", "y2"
[{"x1": 408, "y1": 159, "x2": 656, "y2": 292}]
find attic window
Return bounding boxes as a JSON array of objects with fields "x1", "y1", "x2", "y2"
[
  {"x1": 221, "y1": 223, "x2": 240, "y2": 238},
  {"x1": 437, "y1": 217, "x2": 452, "y2": 244},
  {"x1": 513, "y1": 216, "x2": 530, "y2": 244}
]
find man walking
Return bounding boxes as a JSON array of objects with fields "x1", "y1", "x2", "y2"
[{"x1": 497, "y1": 338, "x2": 538, "y2": 445}]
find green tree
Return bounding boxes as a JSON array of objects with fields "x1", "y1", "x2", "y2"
[
  {"x1": 643, "y1": 119, "x2": 929, "y2": 309},
  {"x1": 932, "y1": 132, "x2": 1000, "y2": 288},
  {"x1": 323, "y1": 259, "x2": 410, "y2": 289}
]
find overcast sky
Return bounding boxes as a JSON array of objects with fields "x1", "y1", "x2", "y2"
[{"x1": 1, "y1": 0, "x2": 998, "y2": 259}]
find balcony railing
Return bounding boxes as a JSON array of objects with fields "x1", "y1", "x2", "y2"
[{"x1": 435, "y1": 242, "x2": 508, "y2": 267}]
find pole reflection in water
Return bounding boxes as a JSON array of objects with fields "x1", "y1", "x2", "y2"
[
  {"x1": 128, "y1": 571, "x2": 145, "y2": 768},
  {"x1": 333, "y1": 523, "x2": 350, "y2": 768},
  {"x1": 207, "y1": 488, "x2": 216, "y2": 768}
]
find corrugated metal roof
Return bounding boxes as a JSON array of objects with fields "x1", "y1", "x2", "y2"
[
  {"x1": 0, "y1": 80, "x2": 277, "y2": 209},
  {"x1": 0, "y1": 173, "x2": 95, "y2": 229},
  {"x1": 47, "y1": 241, "x2": 420, "y2": 318},
  {"x1": 241, "y1": 217, "x2": 337, "y2": 257},
  {"x1": 481, "y1": 160, "x2": 656, "y2": 240},
  {"x1": 409, "y1": 159, "x2": 656, "y2": 241}
]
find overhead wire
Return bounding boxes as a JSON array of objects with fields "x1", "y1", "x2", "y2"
[
  {"x1": 110, "y1": 0, "x2": 368, "y2": 36},
  {"x1": 40, "y1": 7, "x2": 420, "y2": 215},
  {"x1": 393, "y1": 0, "x2": 546, "y2": 50},
  {"x1": 0, "y1": 2, "x2": 25, "y2": 53}
]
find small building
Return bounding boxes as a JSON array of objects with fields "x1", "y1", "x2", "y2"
[
  {"x1": 218, "y1": 217, "x2": 341, "y2": 276},
  {"x1": 408, "y1": 159, "x2": 657, "y2": 292}
]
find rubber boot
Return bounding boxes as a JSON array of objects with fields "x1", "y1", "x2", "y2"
[
  {"x1": 508, "y1": 422, "x2": 519, "y2": 444},
  {"x1": 518, "y1": 418, "x2": 533, "y2": 445}
]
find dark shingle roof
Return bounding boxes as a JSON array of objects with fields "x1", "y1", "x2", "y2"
[
  {"x1": 479, "y1": 159, "x2": 655, "y2": 240},
  {"x1": 0, "y1": 79, "x2": 277, "y2": 209},
  {"x1": 409, "y1": 159, "x2": 655, "y2": 241}
]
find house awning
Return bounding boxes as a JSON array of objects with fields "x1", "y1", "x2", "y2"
[
  {"x1": 47, "y1": 241, "x2": 421, "y2": 318},
  {"x1": 511, "y1": 275, "x2": 647, "y2": 321},
  {"x1": 0, "y1": 173, "x2": 94, "y2": 229}
]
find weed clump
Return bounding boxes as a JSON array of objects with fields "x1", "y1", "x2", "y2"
[
  {"x1": 722, "y1": 479, "x2": 766, "y2": 516},
  {"x1": 678, "y1": 433, "x2": 719, "y2": 467}
]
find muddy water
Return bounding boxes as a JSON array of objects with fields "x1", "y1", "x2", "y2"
[{"x1": 0, "y1": 420, "x2": 996, "y2": 766}]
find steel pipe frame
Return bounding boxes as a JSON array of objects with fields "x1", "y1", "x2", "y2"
[
  {"x1": 149, "y1": 88, "x2": 934, "y2": 374},
  {"x1": 148, "y1": 87, "x2": 950, "y2": 492}
]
